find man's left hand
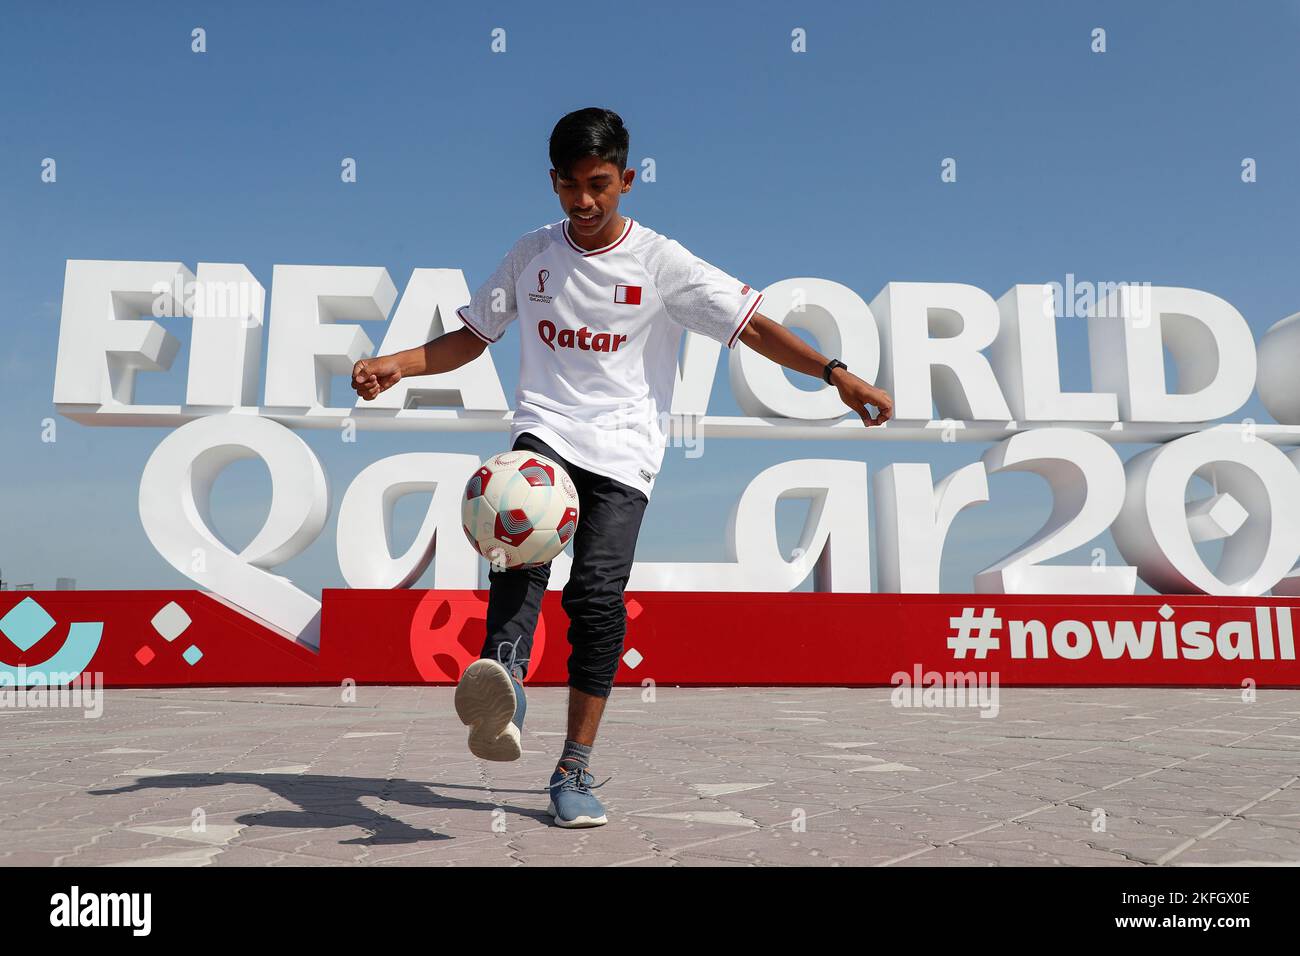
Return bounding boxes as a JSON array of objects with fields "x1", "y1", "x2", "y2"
[{"x1": 834, "y1": 370, "x2": 893, "y2": 427}]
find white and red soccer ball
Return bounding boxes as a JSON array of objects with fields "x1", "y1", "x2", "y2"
[{"x1": 461, "y1": 452, "x2": 580, "y2": 569}]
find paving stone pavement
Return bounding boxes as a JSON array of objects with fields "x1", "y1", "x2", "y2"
[{"x1": 0, "y1": 686, "x2": 1297, "y2": 867}]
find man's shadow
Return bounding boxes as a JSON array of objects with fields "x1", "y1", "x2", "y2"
[{"x1": 91, "y1": 773, "x2": 552, "y2": 846}]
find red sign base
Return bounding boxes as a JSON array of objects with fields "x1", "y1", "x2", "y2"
[{"x1": 0, "y1": 589, "x2": 1297, "y2": 688}]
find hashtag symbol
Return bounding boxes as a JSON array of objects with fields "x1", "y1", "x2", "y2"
[{"x1": 947, "y1": 607, "x2": 1002, "y2": 659}]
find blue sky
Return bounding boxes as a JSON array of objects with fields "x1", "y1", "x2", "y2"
[{"x1": 1, "y1": 0, "x2": 1297, "y2": 594}]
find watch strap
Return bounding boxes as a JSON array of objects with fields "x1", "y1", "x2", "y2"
[{"x1": 823, "y1": 359, "x2": 848, "y2": 385}]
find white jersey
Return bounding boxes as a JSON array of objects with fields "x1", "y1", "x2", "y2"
[{"x1": 456, "y1": 217, "x2": 763, "y2": 498}]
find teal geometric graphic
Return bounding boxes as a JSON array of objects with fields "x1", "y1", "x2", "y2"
[
  {"x1": 0, "y1": 597, "x2": 57, "y2": 652},
  {"x1": 182, "y1": 644, "x2": 203, "y2": 665},
  {"x1": 0, "y1": 597, "x2": 103, "y2": 685}
]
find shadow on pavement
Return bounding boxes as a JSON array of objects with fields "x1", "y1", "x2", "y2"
[{"x1": 90, "y1": 773, "x2": 552, "y2": 845}]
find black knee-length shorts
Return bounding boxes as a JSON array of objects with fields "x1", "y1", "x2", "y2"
[{"x1": 479, "y1": 431, "x2": 649, "y2": 698}]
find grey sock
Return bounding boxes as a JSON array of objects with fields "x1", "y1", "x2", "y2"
[{"x1": 557, "y1": 739, "x2": 592, "y2": 772}]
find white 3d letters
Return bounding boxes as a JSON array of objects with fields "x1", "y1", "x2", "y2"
[
  {"x1": 336, "y1": 452, "x2": 482, "y2": 589},
  {"x1": 363, "y1": 269, "x2": 507, "y2": 412},
  {"x1": 1275, "y1": 448, "x2": 1300, "y2": 597},
  {"x1": 1089, "y1": 286, "x2": 1256, "y2": 423},
  {"x1": 629, "y1": 459, "x2": 870, "y2": 592},
  {"x1": 874, "y1": 462, "x2": 989, "y2": 592},
  {"x1": 138, "y1": 415, "x2": 329, "y2": 646},
  {"x1": 871, "y1": 282, "x2": 1013, "y2": 421},
  {"x1": 1111, "y1": 429, "x2": 1300, "y2": 595},
  {"x1": 1257, "y1": 311, "x2": 1300, "y2": 425},
  {"x1": 264, "y1": 265, "x2": 397, "y2": 408},
  {"x1": 54, "y1": 260, "x2": 189, "y2": 407},
  {"x1": 990, "y1": 284, "x2": 1118, "y2": 422},
  {"x1": 49, "y1": 258, "x2": 1300, "y2": 608},
  {"x1": 976, "y1": 428, "x2": 1136, "y2": 594},
  {"x1": 186, "y1": 263, "x2": 265, "y2": 408},
  {"x1": 729, "y1": 278, "x2": 881, "y2": 419},
  {"x1": 670, "y1": 332, "x2": 723, "y2": 416}
]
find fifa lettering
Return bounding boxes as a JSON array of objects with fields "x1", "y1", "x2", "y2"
[{"x1": 49, "y1": 262, "x2": 1300, "y2": 641}]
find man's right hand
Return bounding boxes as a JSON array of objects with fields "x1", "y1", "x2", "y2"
[{"x1": 352, "y1": 355, "x2": 402, "y2": 401}]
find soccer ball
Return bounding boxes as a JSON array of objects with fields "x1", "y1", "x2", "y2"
[{"x1": 461, "y1": 451, "x2": 580, "y2": 570}]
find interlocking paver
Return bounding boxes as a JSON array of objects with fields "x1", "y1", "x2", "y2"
[{"x1": 1, "y1": 686, "x2": 1298, "y2": 866}]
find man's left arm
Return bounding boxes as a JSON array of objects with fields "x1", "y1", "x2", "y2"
[{"x1": 736, "y1": 313, "x2": 893, "y2": 426}]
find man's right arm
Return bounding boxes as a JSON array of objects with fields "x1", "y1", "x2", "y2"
[
  {"x1": 354, "y1": 230, "x2": 531, "y2": 400},
  {"x1": 397, "y1": 327, "x2": 489, "y2": 377},
  {"x1": 352, "y1": 327, "x2": 487, "y2": 401}
]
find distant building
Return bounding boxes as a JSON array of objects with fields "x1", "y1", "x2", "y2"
[
  {"x1": 56, "y1": 577, "x2": 76, "y2": 590},
  {"x1": 15, "y1": 584, "x2": 34, "y2": 591}
]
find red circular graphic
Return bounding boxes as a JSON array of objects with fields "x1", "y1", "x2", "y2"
[{"x1": 408, "y1": 590, "x2": 547, "y2": 683}]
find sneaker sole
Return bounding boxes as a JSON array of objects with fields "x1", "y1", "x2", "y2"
[
  {"x1": 546, "y1": 800, "x2": 608, "y2": 828},
  {"x1": 455, "y1": 659, "x2": 521, "y2": 762}
]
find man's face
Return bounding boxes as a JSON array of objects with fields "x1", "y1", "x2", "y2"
[{"x1": 550, "y1": 155, "x2": 635, "y2": 240}]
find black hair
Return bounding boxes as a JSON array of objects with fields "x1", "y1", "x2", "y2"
[{"x1": 549, "y1": 107, "x2": 629, "y2": 179}]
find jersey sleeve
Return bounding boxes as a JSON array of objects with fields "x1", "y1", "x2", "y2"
[
  {"x1": 455, "y1": 234, "x2": 533, "y2": 344},
  {"x1": 653, "y1": 239, "x2": 764, "y2": 349}
]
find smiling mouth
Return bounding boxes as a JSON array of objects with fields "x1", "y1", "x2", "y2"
[{"x1": 572, "y1": 212, "x2": 599, "y2": 223}]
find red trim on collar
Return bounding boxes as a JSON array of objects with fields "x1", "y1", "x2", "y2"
[{"x1": 562, "y1": 217, "x2": 634, "y2": 256}]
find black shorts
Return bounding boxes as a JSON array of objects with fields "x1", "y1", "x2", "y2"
[{"x1": 480, "y1": 432, "x2": 649, "y2": 697}]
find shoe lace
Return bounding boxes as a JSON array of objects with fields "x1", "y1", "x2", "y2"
[
  {"x1": 495, "y1": 636, "x2": 529, "y2": 681},
  {"x1": 550, "y1": 764, "x2": 612, "y2": 793}
]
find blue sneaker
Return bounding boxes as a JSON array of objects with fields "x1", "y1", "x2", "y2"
[
  {"x1": 455, "y1": 642, "x2": 527, "y2": 761},
  {"x1": 547, "y1": 764, "x2": 609, "y2": 828}
]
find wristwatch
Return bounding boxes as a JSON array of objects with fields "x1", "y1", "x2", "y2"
[{"x1": 822, "y1": 359, "x2": 848, "y2": 385}]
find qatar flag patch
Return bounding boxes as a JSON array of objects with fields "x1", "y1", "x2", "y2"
[{"x1": 614, "y1": 284, "x2": 642, "y2": 305}]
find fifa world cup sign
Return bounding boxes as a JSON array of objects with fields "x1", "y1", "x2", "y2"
[{"x1": 52, "y1": 261, "x2": 1300, "y2": 647}]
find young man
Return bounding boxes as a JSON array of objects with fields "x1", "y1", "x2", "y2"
[{"x1": 352, "y1": 107, "x2": 892, "y2": 828}]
